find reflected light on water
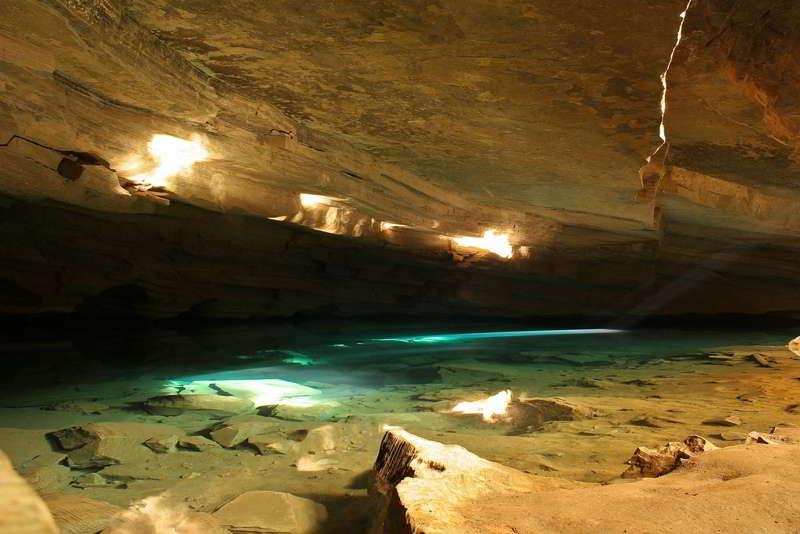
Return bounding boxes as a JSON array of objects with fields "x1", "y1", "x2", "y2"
[
  {"x1": 167, "y1": 378, "x2": 320, "y2": 407},
  {"x1": 374, "y1": 328, "x2": 624, "y2": 343},
  {"x1": 452, "y1": 390, "x2": 512, "y2": 422}
]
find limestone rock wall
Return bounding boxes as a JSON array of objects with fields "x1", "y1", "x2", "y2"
[{"x1": 0, "y1": 0, "x2": 799, "y2": 319}]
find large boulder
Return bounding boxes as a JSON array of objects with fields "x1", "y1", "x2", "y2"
[
  {"x1": 213, "y1": 491, "x2": 327, "y2": 534},
  {"x1": 369, "y1": 429, "x2": 800, "y2": 534},
  {"x1": 369, "y1": 428, "x2": 567, "y2": 534},
  {"x1": 0, "y1": 449, "x2": 59, "y2": 534}
]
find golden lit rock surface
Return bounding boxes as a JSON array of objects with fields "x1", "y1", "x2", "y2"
[{"x1": 0, "y1": 1, "x2": 799, "y2": 317}]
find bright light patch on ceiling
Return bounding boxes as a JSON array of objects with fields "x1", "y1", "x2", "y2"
[
  {"x1": 451, "y1": 390, "x2": 512, "y2": 422},
  {"x1": 299, "y1": 193, "x2": 344, "y2": 208},
  {"x1": 452, "y1": 230, "x2": 513, "y2": 258},
  {"x1": 373, "y1": 328, "x2": 623, "y2": 343},
  {"x1": 380, "y1": 222, "x2": 408, "y2": 231},
  {"x1": 129, "y1": 134, "x2": 208, "y2": 188}
]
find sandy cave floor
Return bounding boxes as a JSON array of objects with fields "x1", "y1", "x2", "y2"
[{"x1": 1, "y1": 328, "x2": 799, "y2": 533}]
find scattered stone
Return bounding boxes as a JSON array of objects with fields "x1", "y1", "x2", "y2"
[
  {"x1": 628, "y1": 415, "x2": 683, "y2": 428},
  {"x1": 43, "y1": 494, "x2": 122, "y2": 534},
  {"x1": 746, "y1": 425, "x2": 800, "y2": 445},
  {"x1": 508, "y1": 398, "x2": 593, "y2": 434},
  {"x1": 0, "y1": 449, "x2": 59, "y2": 534},
  {"x1": 785, "y1": 403, "x2": 800, "y2": 414},
  {"x1": 710, "y1": 431, "x2": 747, "y2": 442},
  {"x1": 702, "y1": 415, "x2": 742, "y2": 427},
  {"x1": 177, "y1": 435, "x2": 220, "y2": 452},
  {"x1": 736, "y1": 390, "x2": 765, "y2": 402},
  {"x1": 207, "y1": 420, "x2": 278, "y2": 448},
  {"x1": 256, "y1": 402, "x2": 338, "y2": 422},
  {"x1": 748, "y1": 353, "x2": 776, "y2": 368},
  {"x1": 622, "y1": 379, "x2": 656, "y2": 386},
  {"x1": 143, "y1": 394, "x2": 254, "y2": 416},
  {"x1": 553, "y1": 377, "x2": 610, "y2": 389},
  {"x1": 42, "y1": 401, "x2": 109, "y2": 415},
  {"x1": 622, "y1": 435, "x2": 717, "y2": 478},
  {"x1": 71, "y1": 472, "x2": 108, "y2": 489},
  {"x1": 144, "y1": 435, "x2": 179, "y2": 453},
  {"x1": 247, "y1": 436, "x2": 293, "y2": 455},
  {"x1": 213, "y1": 491, "x2": 328, "y2": 534},
  {"x1": 48, "y1": 422, "x2": 184, "y2": 468}
]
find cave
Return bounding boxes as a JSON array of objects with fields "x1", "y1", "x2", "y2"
[{"x1": 2, "y1": 1, "x2": 800, "y2": 533}]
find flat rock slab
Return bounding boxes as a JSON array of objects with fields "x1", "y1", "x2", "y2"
[
  {"x1": 213, "y1": 491, "x2": 328, "y2": 534},
  {"x1": 143, "y1": 394, "x2": 254, "y2": 416},
  {"x1": 42, "y1": 494, "x2": 121, "y2": 534}
]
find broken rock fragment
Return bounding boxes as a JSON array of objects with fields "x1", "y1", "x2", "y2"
[
  {"x1": 207, "y1": 419, "x2": 278, "y2": 448},
  {"x1": 144, "y1": 435, "x2": 179, "y2": 453},
  {"x1": 746, "y1": 425, "x2": 800, "y2": 445},
  {"x1": 178, "y1": 435, "x2": 221, "y2": 452},
  {"x1": 213, "y1": 491, "x2": 328, "y2": 534},
  {"x1": 48, "y1": 422, "x2": 183, "y2": 468},
  {"x1": 143, "y1": 394, "x2": 254, "y2": 416},
  {"x1": 42, "y1": 401, "x2": 109, "y2": 415},
  {"x1": 622, "y1": 435, "x2": 717, "y2": 478},
  {"x1": 247, "y1": 436, "x2": 293, "y2": 455}
]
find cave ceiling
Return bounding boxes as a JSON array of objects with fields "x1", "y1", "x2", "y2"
[{"x1": 1, "y1": 0, "x2": 800, "y2": 318}]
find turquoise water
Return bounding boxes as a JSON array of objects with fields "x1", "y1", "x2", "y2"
[{"x1": 2, "y1": 321, "x2": 793, "y2": 407}]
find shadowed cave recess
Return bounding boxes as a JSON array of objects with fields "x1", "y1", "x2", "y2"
[{"x1": 3, "y1": 1, "x2": 800, "y2": 534}]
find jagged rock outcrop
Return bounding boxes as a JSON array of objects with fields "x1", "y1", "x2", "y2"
[
  {"x1": 621, "y1": 435, "x2": 717, "y2": 478},
  {"x1": 370, "y1": 428, "x2": 800, "y2": 534}
]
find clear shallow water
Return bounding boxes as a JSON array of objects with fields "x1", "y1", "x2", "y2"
[{"x1": 2, "y1": 321, "x2": 795, "y2": 409}]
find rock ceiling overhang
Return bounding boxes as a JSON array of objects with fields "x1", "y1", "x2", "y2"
[{"x1": 2, "y1": 0, "x2": 800, "y2": 318}]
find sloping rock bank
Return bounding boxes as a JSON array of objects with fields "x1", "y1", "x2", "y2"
[{"x1": 371, "y1": 429, "x2": 800, "y2": 534}]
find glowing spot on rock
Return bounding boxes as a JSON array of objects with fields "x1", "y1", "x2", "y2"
[
  {"x1": 452, "y1": 390, "x2": 512, "y2": 422},
  {"x1": 453, "y1": 230, "x2": 513, "y2": 259},
  {"x1": 380, "y1": 222, "x2": 407, "y2": 231},
  {"x1": 299, "y1": 193, "x2": 344, "y2": 208},
  {"x1": 129, "y1": 134, "x2": 208, "y2": 188}
]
